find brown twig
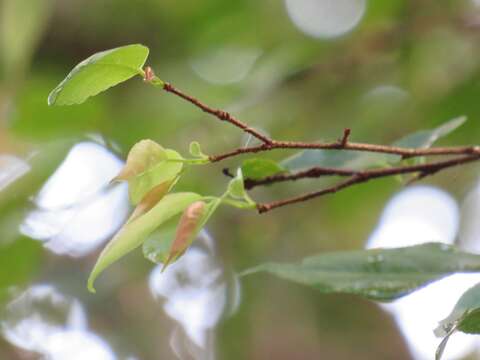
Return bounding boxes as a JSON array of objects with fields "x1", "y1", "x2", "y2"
[
  {"x1": 145, "y1": 71, "x2": 480, "y2": 212},
  {"x1": 162, "y1": 82, "x2": 273, "y2": 145},
  {"x1": 256, "y1": 154, "x2": 480, "y2": 213}
]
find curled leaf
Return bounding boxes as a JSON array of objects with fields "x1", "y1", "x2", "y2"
[
  {"x1": 128, "y1": 180, "x2": 175, "y2": 223},
  {"x1": 241, "y1": 158, "x2": 285, "y2": 180}
]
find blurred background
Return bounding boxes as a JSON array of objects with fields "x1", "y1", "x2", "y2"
[{"x1": 2, "y1": 0, "x2": 480, "y2": 359}]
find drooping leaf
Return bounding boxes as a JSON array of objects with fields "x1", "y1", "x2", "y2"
[
  {"x1": 242, "y1": 243, "x2": 480, "y2": 302},
  {"x1": 48, "y1": 44, "x2": 149, "y2": 106},
  {"x1": 241, "y1": 158, "x2": 285, "y2": 180},
  {"x1": 144, "y1": 197, "x2": 222, "y2": 269},
  {"x1": 434, "y1": 282, "x2": 480, "y2": 359},
  {"x1": 128, "y1": 180, "x2": 175, "y2": 223},
  {"x1": 113, "y1": 140, "x2": 183, "y2": 205},
  {"x1": 394, "y1": 116, "x2": 467, "y2": 149},
  {"x1": 113, "y1": 139, "x2": 167, "y2": 182},
  {"x1": 161, "y1": 201, "x2": 206, "y2": 270},
  {"x1": 88, "y1": 192, "x2": 201, "y2": 293}
]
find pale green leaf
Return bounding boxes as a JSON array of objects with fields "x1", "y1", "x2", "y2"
[
  {"x1": 394, "y1": 116, "x2": 467, "y2": 149},
  {"x1": 128, "y1": 149, "x2": 183, "y2": 204},
  {"x1": 282, "y1": 149, "x2": 398, "y2": 171},
  {"x1": 241, "y1": 158, "x2": 285, "y2": 180},
  {"x1": 48, "y1": 44, "x2": 149, "y2": 105},
  {"x1": 227, "y1": 169, "x2": 248, "y2": 200},
  {"x1": 88, "y1": 192, "x2": 201, "y2": 292},
  {"x1": 114, "y1": 140, "x2": 183, "y2": 205},
  {"x1": 242, "y1": 243, "x2": 480, "y2": 302}
]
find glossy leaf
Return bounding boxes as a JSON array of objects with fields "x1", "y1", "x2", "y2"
[
  {"x1": 242, "y1": 243, "x2": 480, "y2": 302},
  {"x1": 87, "y1": 192, "x2": 201, "y2": 292},
  {"x1": 394, "y1": 116, "x2": 466, "y2": 149},
  {"x1": 434, "y1": 283, "x2": 480, "y2": 359},
  {"x1": 48, "y1": 44, "x2": 149, "y2": 105},
  {"x1": 241, "y1": 158, "x2": 285, "y2": 180}
]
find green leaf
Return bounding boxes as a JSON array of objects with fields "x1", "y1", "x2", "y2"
[
  {"x1": 227, "y1": 169, "x2": 249, "y2": 199},
  {"x1": 394, "y1": 116, "x2": 467, "y2": 149},
  {"x1": 113, "y1": 140, "x2": 183, "y2": 205},
  {"x1": 87, "y1": 192, "x2": 201, "y2": 293},
  {"x1": 434, "y1": 282, "x2": 480, "y2": 359},
  {"x1": 241, "y1": 158, "x2": 285, "y2": 180},
  {"x1": 48, "y1": 44, "x2": 149, "y2": 106},
  {"x1": 189, "y1": 141, "x2": 208, "y2": 159},
  {"x1": 242, "y1": 243, "x2": 480, "y2": 302},
  {"x1": 282, "y1": 149, "x2": 398, "y2": 171}
]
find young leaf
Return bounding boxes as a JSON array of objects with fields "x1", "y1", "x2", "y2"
[
  {"x1": 242, "y1": 243, "x2": 480, "y2": 302},
  {"x1": 227, "y1": 169, "x2": 247, "y2": 199},
  {"x1": 128, "y1": 180, "x2": 175, "y2": 223},
  {"x1": 87, "y1": 192, "x2": 201, "y2": 293},
  {"x1": 241, "y1": 158, "x2": 285, "y2": 180},
  {"x1": 113, "y1": 140, "x2": 183, "y2": 204},
  {"x1": 189, "y1": 141, "x2": 208, "y2": 159},
  {"x1": 143, "y1": 198, "x2": 222, "y2": 268},
  {"x1": 128, "y1": 149, "x2": 183, "y2": 204},
  {"x1": 394, "y1": 116, "x2": 467, "y2": 149},
  {"x1": 48, "y1": 44, "x2": 149, "y2": 106},
  {"x1": 161, "y1": 201, "x2": 206, "y2": 270},
  {"x1": 114, "y1": 139, "x2": 167, "y2": 182},
  {"x1": 434, "y1": 282, "x2": 480, "y2": 359}
]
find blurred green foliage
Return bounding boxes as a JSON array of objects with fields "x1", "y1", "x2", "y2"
[{"x1": 2, "y1": 0, "x2": 480, "y2": 359}]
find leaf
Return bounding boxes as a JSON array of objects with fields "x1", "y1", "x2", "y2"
[
  {"x1": 189, "y1": 141, "x2": 208, "y2": 159},
  {"x1": 113, "y1": 140, "x2": 183, "y2": 205},
  {"x1": 128, "y1": 180, "x2": 174, "y2": 223},
  {"x1": 161, "y1": 201, "x2": 206, "y2": 270},
  {"x1": 227, "y1": 169, "x2": 248, "y2": 200},
  {"x1": 282, "y1": 149, "x2": 399, "y2": 171},
  {"x1": 241, "y1": 158, "x2": 285, "y2": 180},
  {"x1": 242, "y1": 243, "x2": 480, "y2": 302},
  {"x1": 434, "y1": 282, "x2": 480, "y2": 359},
  {"x1": 143, "y1": 198, "x2": 222, "y2": 269},
  {"x1": 87, "y1": 192, "x2": 201, "y2": 293},
  {"x1": 394, "y1": 116, "x2": 467, "y2": 149},
  {"x1": 48, "y1": 44, "x2": 149, "y2": 106},
  {"x1": 281, "y1": 116, "x2": 467, "y2": 171},
  {"x1": 114, "y1": 139, "x2": 167, "y2": 182}
]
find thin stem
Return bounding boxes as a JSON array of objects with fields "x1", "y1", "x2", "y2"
[{"x1": 256, "y1": 154, "x2": 480, "y2": 213}]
